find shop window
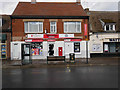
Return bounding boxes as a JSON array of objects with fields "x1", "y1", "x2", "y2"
[
  {"x1": 104, "y1": 42, "x2": 120, "y2": 53},
  {"x1": 31, "y1": 42, "x2": 43, "y2": 56},
  {"x1": 116, "y1": 43, "x2": 120, "y2": 52},
  {"x1": 74, "y1": 42, "x2": 80, "y2": 52},
  {"x1": 24, "y1": 22, "x2": 43, "y2": 33},
  {"x1": 64, "y1": 22, "x2": 81, "y2": 33},
  {"x1": 50, "y1": 21, "x2": 57, "y2": 33}
]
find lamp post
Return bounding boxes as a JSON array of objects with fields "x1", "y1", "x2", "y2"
[{"x1": 86, "y1": 40, "x2": 88, "y2": 64}]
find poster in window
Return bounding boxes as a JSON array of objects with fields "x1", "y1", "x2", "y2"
[
  {"x1": 104, "y1": 44, "x2": 108, "y2": 51},
  {"x1": 92, "y1": 44, "x2": 101, "y2": 52}
]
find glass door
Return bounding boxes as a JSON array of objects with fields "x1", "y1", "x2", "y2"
[{"x1": 21, "y1": 44, "x2": 32, "y2": 65}]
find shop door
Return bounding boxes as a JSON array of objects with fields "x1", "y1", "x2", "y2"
[
  {"x1": 48, "y1": 43, "x2": 54, "y2": 56},
  {"x1": 58, "y1": 47, "x2": 63, "y2": 56},
  {"x1": 21, "y1": 44, "x2": 32, "y2": 65}
]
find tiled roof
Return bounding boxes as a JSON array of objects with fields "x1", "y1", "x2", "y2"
[
  {"x1": 88, "y1": 11, "x2": 119, "y2": 32},
  {"x1": 12, "y1": 2, "x2": 88, "y2": 16},
  {"x1": 101, "y1": 19, "x2": 116, "y2": 23}
]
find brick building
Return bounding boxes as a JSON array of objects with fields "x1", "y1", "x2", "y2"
[
  {"x1": 11, "y1": 1, "x2": 89, "y2": 60},
  {"x1": 0, "y1": 15, "x2": 11, "y2": 60}
]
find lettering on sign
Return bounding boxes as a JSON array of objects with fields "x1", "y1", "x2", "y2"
[
  {"x1": 28, "y1": 34, "x2": 43, "y2": 38},
  {"x1": 109, "y1": 38, "x2": 120, "y2": 42}
]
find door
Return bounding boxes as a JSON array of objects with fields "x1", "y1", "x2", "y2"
[
  {"x1": 21, "y1": 44, "x2": 32, "y2": 65},
  {"x1": 48, "y1": 43, "x2": 54, "y2": 56},
  {"x1": 58, "y1": 47, "x2": 62, "y2": 56}
]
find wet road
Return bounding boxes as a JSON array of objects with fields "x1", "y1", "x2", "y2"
[{"x1": 2, "y1": 65, "x2": 118, "y2": 88}]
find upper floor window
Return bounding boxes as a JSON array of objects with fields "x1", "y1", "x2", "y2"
[
  {"x1": 50, "y1": 21, "x2": 57, "y2": 33},
  {"x1": 104, "y1": 24, "x2": 115, "y2": 31},
  {"x1": 24, "y1": 22, "x2": 43, "y2": 33},
  {"x1": 64, "y1": 22, "x2": 81, "y2": 33},
  {"x1": 0, "y1": 18, "x2": 2, "y2": 27}
]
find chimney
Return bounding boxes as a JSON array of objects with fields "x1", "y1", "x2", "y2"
[
  {"x1": 76, "y1": 0, "x2": 81, "y2": 5},
  {"x1": 84, "y1": 8, "x2": 89, "y2": 12},
  {"x1": 31, "y1": 0, "x2": 36, "y2": 4},
  {"x1": 84, "y1": 8, "x2": 90, "y2": 15}
]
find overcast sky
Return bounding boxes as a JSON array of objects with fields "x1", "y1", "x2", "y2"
[{"x1": 0, "y1": 0, "x2": 119, "y2": 15}]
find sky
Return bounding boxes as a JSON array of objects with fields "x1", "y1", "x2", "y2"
[{"x1": 0, "y1": 0, "x2": 119, "y2": 15}]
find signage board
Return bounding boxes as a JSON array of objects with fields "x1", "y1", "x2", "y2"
[
  {"x1": 27, "y1": 34, "x2": 43, "y2": 39},
  {"x1": 59, "y1": 34, "x2": 74, "y2": 38},
  {"x1": 84, "y1": 24, "x2": 87, "y2": 36},
  {"x1": 109, "y1": 38, "x2": 120, "y2": 42}
]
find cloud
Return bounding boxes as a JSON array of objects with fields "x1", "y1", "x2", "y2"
[
  {"x1": 0, "y1": 0, "x2": 119, "y2": 15},
  {"x1": 84, "y1": 2, "x2": 118, "y2": 11}
]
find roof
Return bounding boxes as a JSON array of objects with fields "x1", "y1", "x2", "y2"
[
  {"x1": 0, "y1": 15, "x2": 11, "y2": 32},
  {"x1": 88, "y1": 11, "x2": 119, "y2": 32},
  {"x1": 100, "y1": 19, "x2": 116, "y2": 23},
  {"x1": 12, "y1": 2, "x2": 88, "y2": 17}
]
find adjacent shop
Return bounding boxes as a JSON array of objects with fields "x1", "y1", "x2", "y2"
[{"x1": 90, "y1": 33, "x2": 120, "y2": 57}]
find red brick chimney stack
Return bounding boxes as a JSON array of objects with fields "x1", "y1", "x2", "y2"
[
  {"x1": 31, "y1": 0, "x2": 36, "y2": 4},
  {"x1": 76, "y1": 0, "x2": 81, "y2": 5}
]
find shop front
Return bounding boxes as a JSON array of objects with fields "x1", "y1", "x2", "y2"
[
  {"x1": 103, "y1": 38, "x2": 120, "y2": 53},
  {"x1": 90, "y1": 33, "x2": 120, "y2": 57},
  {"x1": 11, "y1": 34, "x2": 90, "y2": 60}
]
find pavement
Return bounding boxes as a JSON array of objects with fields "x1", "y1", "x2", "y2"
[{"x1": 1, "y1": 57, "x2": 119, "y2": 69}]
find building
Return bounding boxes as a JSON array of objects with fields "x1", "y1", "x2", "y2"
[
  {"x1": 11, "y1": 1, "x2": 90, "y2": 61},
  {"x1": 87, "y1": 10, "x2": 120, "y2": 57},
  {"x1": 0, "y1": 15, "x2": 11, "y2": 60}
]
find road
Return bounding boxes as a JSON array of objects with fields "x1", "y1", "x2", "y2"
[{"x1": 2, "y1": 65, "x2": 118, "y2": 88}]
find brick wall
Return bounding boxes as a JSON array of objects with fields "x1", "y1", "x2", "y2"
[{"x1": 12, "y1": 19, "x2": 89, "y2": 41}]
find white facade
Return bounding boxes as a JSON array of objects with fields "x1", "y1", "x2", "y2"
[
  {"x1": 11, "y1": 41, "x2": 25, "y2": 60},
  {"x1": 89, "y1": 33, "x2": 120, "y2": 54},
  {"x1": 11, "y1": 41, "x2": 90, "y2": 60}
]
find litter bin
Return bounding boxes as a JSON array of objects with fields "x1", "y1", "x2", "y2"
[{"x1": 69, "y1": 53, "x2": 75, "y2": 63}]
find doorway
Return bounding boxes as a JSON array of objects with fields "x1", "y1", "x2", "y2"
[
  {"x1": 48, "y1": 42, "x2": 54, "y2": 56},
  {"x1": 21, "y1": 44, "x2": 32, "y2": 65}
]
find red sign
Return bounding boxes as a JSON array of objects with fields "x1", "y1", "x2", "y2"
[
  {"x1": 47, "y1": 39, "x2": 56, "y2": 42},
  {"x1": 84, "y1": 24, "x2": 88, "y2": 36},
  {"x1": 25, "y1": 39, "x2": 43, "y2": 42},
  {"x1": 71, "y1": 39, "x2": 82, "y2": 41},
  {"x1": 44, "y1": 34, "x2": 59, "y2": 38},
  {"x1": 64, "y1": 39, "x2": 82, "y2": 42}
]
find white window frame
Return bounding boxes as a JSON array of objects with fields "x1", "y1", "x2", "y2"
[
  {"x1": 50, "y1": 21, "x2": 57, "y2": 33},
  {"x1": 24, "y1": 21, "x2": 43, "y2": 33},
  {"x1": 104, "y1": 24, "x2": 115, "y2": 31},
  {"x1": 64, "y1": 21, "x2": 81, "y2": 33},
  {"x1": 0, "y1": 18, "x2": 2, "y2": 27}
]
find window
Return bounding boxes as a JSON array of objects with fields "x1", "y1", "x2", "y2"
[
  {"x1": 50, "y1": 21, "x2": 56, "y2": 33},
  {"x1": 104, "y1": 24, "x2": 115, "y2": 31},
  {"x1": 31, "y1": 42, "x2": 43, "y2": 56},
  {"x1": 24, "y1": 22, "x2": 43, "y2": 33},
  {"x1": 64, "y1": 22, "x2": 81, "y2": 33},
  {"x1": 0, "y1": 18, "x2": 2, "y2": 27},
  {"x1": 74, "y1": 42, "x2": 80, "y2": 52}
]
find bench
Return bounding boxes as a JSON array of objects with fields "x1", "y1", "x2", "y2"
[{"x1": 47, "y1": 56, "x2": 65, "y2": 64}]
